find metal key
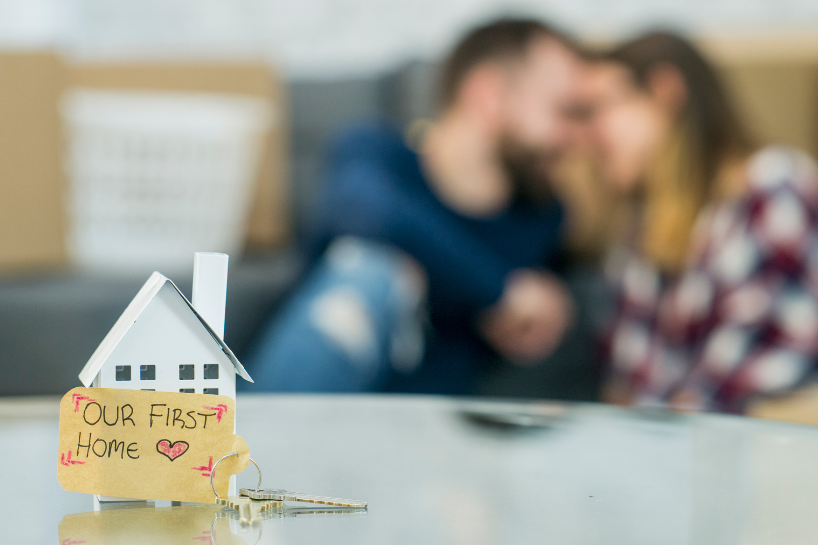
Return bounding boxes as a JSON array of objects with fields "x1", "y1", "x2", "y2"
[
  {"x1": 216, "y1": 494, "x2": 283, "y2": 524},
  {"x1": 240, "y1": 488, "x2": 367, "y2": 508}
]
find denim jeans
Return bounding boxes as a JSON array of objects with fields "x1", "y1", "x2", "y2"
[{"x1": 240, "y1": 237, "x2": 426, "y2": 392}]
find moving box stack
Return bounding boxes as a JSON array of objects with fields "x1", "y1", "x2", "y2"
[{"x1": 0, "y1": 55, "x2": 289, "y2": 274}]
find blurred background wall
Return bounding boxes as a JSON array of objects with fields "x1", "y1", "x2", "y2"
[
  {"x1": 3, "y1": 0, "x2": 818, "y2": 248},
  {"x1": 2, "y1": 0, "x2": 818, "y2": 395},
  {"x1": 5, "y1": 0, "x2": 812, "y2": 76}
]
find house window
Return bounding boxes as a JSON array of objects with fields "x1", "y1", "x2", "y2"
[
  {"x1": 179, "y1": 388, "x2": 195, "y2": 393},
  {"x1": 203, "y1": 388, "x2": 219, "y2": 395},
  {"x1": 115, "y1": 365, "x2": 131, "y2": 381},
  {"x1": 203, "y1": 364, "x2": 219, "y2": 380},
  {"x1": 179, "y1": 365, "x2": 194, "y2": 380},
  {"x1": 140, "y1": 365, "x2": 156, "y2": 380}
]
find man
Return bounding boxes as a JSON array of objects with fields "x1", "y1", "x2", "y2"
[{"x1": 243, "y1": 18, "x2": 587, "y2": 393}]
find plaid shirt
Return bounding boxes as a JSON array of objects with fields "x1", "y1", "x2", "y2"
[{"x1": 608, "y1": 147, "x2": 818, "y2": 413}]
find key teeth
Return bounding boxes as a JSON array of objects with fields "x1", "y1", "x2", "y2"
[{"x1": 216, "y1": 495, "x2": 285, "y2": 523}]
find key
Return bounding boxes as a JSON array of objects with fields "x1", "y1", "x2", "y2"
[
  {"x1": 240, "y1": 488, "x2": 367, "y2": 508},
  {"x1": 216, "y1": 494, "x2": 283, "y2": 524}
]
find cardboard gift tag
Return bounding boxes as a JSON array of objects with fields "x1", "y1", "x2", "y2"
[{"x1": 58, "y1": 387, "x2": 249, "y2": 503}]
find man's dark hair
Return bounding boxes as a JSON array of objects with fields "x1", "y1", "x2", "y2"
[{"x1": 439, "y1": 18, "x2": 574, "y2": 108}]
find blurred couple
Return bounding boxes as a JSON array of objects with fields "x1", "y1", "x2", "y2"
[{"x1": 244, "y1": 18, "x2": 818, "y2": 415}]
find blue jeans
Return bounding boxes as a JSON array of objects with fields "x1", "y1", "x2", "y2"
[{"x1": 241, "y1": 237, "x2": 426, "y2": 392}]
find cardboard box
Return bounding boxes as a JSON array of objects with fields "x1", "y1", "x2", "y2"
[
  {"x1": 0, "y1": 51, "x2": 66, "y2": 272},
  {"x1": 0, "y1": 54, "x2": 289, "y2": 274},
  {"x1": 703, "y1": 35, "x2": 818, "y2": 156},
  {"x1": 65, "y1": 60, "x2": 290, "y2": 250}
]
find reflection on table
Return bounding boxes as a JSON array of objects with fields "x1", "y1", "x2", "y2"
[{"x1": 58, "y1": 502, "x2": 367, "y2": 545}]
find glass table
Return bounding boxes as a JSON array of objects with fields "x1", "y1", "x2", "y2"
[{"x1": 2, "y1": 394, "x2": 818, "y2": 544}]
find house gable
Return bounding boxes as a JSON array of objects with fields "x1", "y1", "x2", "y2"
[
  {"x1": 98, "y1": 282, "x2": 237, "y2": 392},
  {"x1": 79, "y1": 272, "x2": 252, "y2": 388}
]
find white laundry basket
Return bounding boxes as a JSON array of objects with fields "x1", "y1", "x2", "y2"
[{"x1": 62, "y1": 89, "x2": 272, "y2": 273}]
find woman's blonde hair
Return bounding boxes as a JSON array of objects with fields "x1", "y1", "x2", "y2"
[{"x1": 608, "y1": 32, "x2": 754, "y2": 272}]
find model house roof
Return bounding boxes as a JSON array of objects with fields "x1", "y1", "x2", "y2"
[{"x1": 78, "y1": 271, "x2": 253, "y2": 387}]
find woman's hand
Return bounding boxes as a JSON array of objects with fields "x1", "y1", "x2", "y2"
[
  {"x1": 601, "y1": 378, "x2": 635, "y2": 406},
  {"x1": 667, "y1": 388, "x2": 706, "y2": 412}
]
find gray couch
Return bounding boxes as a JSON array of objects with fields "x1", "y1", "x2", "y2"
[{"x1": 0, "y1": 254, "x2": 301, "y2": 396}]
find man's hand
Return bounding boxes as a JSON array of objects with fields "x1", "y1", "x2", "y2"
[{"x1": 480, "y1": 270, "x2": 575, "y2": 365}]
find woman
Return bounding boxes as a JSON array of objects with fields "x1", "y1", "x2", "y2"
[{"x1": 589, "y1": 32, "x2": 818, "y2": 413}]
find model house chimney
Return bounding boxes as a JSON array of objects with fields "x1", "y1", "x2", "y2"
[{"x1": 192, "y1": 252, "x2": 229, "y2": 340}]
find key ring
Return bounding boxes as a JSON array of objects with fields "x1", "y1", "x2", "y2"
[{"x1": 210, "y1": 451, "x2": 262, "y2": 498}]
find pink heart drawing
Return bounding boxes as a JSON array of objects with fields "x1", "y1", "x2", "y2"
[{"x1": 156, "y1": 439, "x2": 189, "y2": 461}]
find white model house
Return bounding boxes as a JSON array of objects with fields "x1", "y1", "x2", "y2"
[{"x1": 78, "y1": 253, "x2": 253, "y2": 398}]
